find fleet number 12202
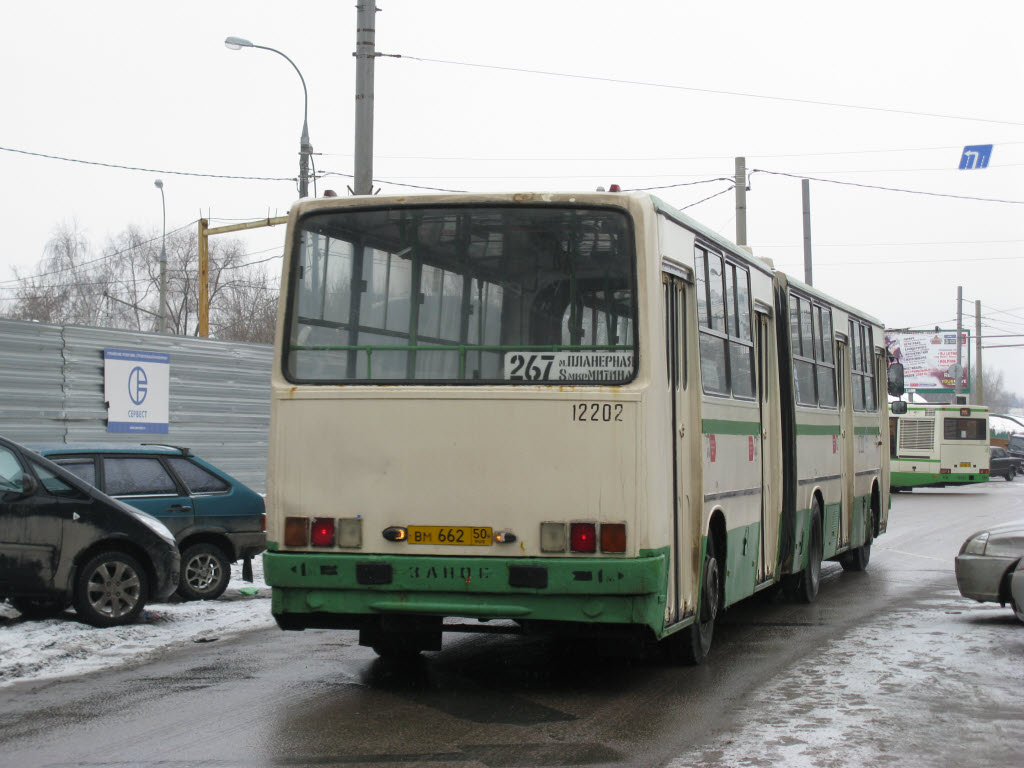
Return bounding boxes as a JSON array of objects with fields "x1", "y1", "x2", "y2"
[{"x1": 572, "y1": 403, "x2": 623, "y2": 422}]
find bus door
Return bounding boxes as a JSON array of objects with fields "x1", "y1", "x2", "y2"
[
  {"x1": 836, "y1": 339, "x2": 855, "y2": 549},
  {"x1": 755, "y1": 310, "x2": 776, "y2": 582},
  {"x1": 664, "y1": 272, "x2": 695, "y2": 625}
]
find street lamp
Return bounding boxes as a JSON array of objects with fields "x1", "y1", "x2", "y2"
[
  {"x1": 154, "y1": 179, "x2": 167, "y2": 333},
  {"x1": 225, "y1": 35, "x2": 312, "y2": 198}
]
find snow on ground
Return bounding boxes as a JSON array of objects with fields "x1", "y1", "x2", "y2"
[
  {"x1": 669, "y1": 588, "x2": 1024, "y2": 768},
  {"x1": 0, "y1": 558, "x2": 275, "y2": 688}
]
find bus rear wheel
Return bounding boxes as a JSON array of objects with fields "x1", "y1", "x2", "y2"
[
  {"x1": 673, "y1": 530, "x2": 721, "y2": 665},
  {"x1": 787, "y1": 502, "x2": 822, "y2": 603},
  {"x1": 840, "y1": 506, "x2": 874, "y2": 572}
]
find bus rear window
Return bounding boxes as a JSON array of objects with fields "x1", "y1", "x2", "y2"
[
  {"x1": 943, "y1": 417, "x2": 986, "y2": 440},
  {"x1": 285, "y1": 206, "x2": 637, "y2": 384}
]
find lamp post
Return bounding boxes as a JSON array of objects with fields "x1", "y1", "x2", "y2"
[
  {"x1": 154, "y1": 179, "x2": 167, "y2": 333},
  {"x1": 225, "y1": 36, "x2": 312, "y2": 198}
]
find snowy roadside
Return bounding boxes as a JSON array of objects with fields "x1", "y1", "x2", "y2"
[{"x1": 0, "y1": 558, "x2": 276, "y2": 688}]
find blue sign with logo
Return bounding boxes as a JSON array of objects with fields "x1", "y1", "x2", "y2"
[
  {"x1": 959, "y1": 145, "x2": 993, "y2": 170},
  {"x1": 104, "y1": 348, "x2": 171, "y2": 433}
]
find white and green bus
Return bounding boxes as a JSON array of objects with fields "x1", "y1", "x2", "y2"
[
  {"x1": 888, "y1": 403, "x2": 990, "y2": 490},
  {"x1": 264, "y1": 191, "x2": 899, "y2": 663}
]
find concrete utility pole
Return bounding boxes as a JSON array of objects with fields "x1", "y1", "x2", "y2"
[
  {"x1": 354, "y1": 2, "x2": 378, "y2": 195},
  {"x1": 734, "y1": 157, "x2": 747, "y2": 247},
  {"x1": 975, "y1": 300, "x2": 984, "y2": 405},
  {"x1": 955, "y1": 286, "x2": 963, "y2": 398},
  {"x1": 801, "y1": 179, "x2": 813, "y2": 286},
  {"x1": 154, "y1": 179, "x2": 167, "y2": 333}
]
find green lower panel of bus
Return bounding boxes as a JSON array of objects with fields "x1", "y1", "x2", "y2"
[
  {"x1": 264, "y1": 547, "x2": 671, "y2": 636},
  {"x1": 891, "y1": 471, "x2": 990, "y2": 488},
  {"x1": 791, "y1": 493, "x2": 875, "y2": 572}
]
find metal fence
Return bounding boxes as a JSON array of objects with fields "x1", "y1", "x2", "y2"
[{"x1": 0, "y1": 318, "x2": 273, "y2": 492}]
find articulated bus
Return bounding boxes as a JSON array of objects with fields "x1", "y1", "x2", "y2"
[
  {"x1": 888, "y1": 403, "x2": 990, "y2": 490},
  {"x1": 264, "y1": 191, "x2": 898, "y2": 663}
]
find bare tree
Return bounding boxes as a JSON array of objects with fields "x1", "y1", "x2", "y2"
[
  {"x1": 1, "y1": 220, "x2": 280, "y2": 343},
  {"x1": 983, "y1": 367, "x2": 1023, "y2": 413}
]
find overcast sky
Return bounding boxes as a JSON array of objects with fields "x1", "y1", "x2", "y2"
[{"x1": 1, "y1": 1, "x2": 1021, "y2": 394}]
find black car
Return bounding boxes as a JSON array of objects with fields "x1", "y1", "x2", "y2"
[
  {"x1": 35, "y1": 444, "x2": 265, "y2": 601},
  {"x1": 0, "y1": 435, "x2": 180, "y2": 626},
  {"x1": 990, "y1": 446, "x2": 1021, "y2": 481}
]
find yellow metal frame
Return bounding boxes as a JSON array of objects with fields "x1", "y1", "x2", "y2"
[{"x1": 197, "y1": 216, "x2": 288, "y2": 337}]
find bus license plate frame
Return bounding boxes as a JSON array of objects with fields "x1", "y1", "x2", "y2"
[{"x1": 407, "y1": 526, "x2": 493, "y2": 546}]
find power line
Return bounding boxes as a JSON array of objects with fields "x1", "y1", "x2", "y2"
[
  {"x1": 0, "y1": 230, "x2": 281, "y2": 290},
  {"x1": 756, "y1": 238, "x2": 1022, "y2": 249},
  {"x1": 318, "y1": 170, "x2": 468, "y2": 193},
  {"x1": 0, "y1": 221, "x2": 199, "y2": 287},
  {"x1": 0, "y1": 145, "x2": 296, "y2": 182},
  {"x1": 317, "y1": 141, "x2": 1024, "y2": 163},
  {"x1": 751, "y1": 169, "x2": 1024, "y2": 204},
  {"x1": 395, "y1": 55, "x2": 1024, "y2": 127}
]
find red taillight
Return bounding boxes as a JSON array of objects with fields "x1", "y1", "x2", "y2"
[
  {"x1": 981, "y1": 469, "x2": 989, "y2": 475},
  {"x1": 600, "y1": 523, "x2": 626, "y2": 553},
  {"x1": 940, "y1": 468, "x2": 952, "y2": 475},
  {"x1": 311, "y1": 518, "x2": 335, "y2": 547},
  {"x1": 570, "y1": 522, "x2": 597, "y2": 553}
]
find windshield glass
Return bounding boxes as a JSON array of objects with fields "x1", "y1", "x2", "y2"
[{"x1": 285, "y1": 205, "x2": 637, "y2": 384}]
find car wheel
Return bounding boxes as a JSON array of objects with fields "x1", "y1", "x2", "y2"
[
  {"x1": 177, "y1": 543, "x2": 231, "y2": 601},
  {"x1": 787, "y1": 500, "x2": 823, "y2": 603},
  {"x1": 73, "y1": 551, "x2": 148, "y2": 627},
  {"x1": 10, "y1": 597, "x2": 69, "y2": 619},
  {"x1": 1008, "y1": 467, "x2": 1016, "y2": 482},
  {"x1": 670, "y1": 528, "x2": 721, "y2": 665},
  {"x1": 1011, "y1": 563, "x2": 1024, "y2": 624}
]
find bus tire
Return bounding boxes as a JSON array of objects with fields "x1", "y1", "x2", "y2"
[
  {"x1": 840, "y1": 504, "x2": 874, "y2": 572},
  {"x1": 673, "y1": 529, "x2": 721, "y2": 665},
  {"x1": 789, "y1": 502, "x2": 822, "y2": 603},
  {"x1": 371, "y1": 634, "x2": 423, "y2": 661},
  {"x1": 840, "y1": 541, "x2": 871, "y2": 572}
]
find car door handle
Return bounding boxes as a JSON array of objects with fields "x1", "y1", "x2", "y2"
[{"x1": 168, "y1": 504, "x2": 193, "y2": 512}]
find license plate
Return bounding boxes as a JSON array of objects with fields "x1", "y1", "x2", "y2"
[
  {"x1": 960, "y1": 462, "x2": 971, "y2": 467},
  {"x1": 407, "y1": 526, "x2": 493, "y2": 546}
]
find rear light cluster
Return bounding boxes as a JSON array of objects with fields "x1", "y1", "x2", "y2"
[
  {"x1": 284, "y1": 516, "x2": 362, "y2": 548},
  {"x1": 540, "y1": 522, "x2": 626, "y2": 554}
]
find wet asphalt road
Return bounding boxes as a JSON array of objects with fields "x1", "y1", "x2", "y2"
[{"x1": 1, "y1": 482, "x2": 1022, "y2": 768}]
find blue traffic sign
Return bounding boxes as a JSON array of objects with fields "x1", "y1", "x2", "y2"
[{"x1": 959, "y1": 144, "x2": 993, "y2": 169}]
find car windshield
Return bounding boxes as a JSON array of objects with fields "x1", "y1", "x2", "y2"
[{"x1": 284, "y1": 205, "x2": 637, "y2": 384}]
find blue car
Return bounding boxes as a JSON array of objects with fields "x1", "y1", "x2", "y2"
[{"x1": 34, "y1": 444, "x2": 265, "y2": 601}]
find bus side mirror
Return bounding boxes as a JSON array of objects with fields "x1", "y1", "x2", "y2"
[
  {"x1": 891, "y1": 401, "x2": 908, "y2": 415},
  {"x1": 887, "y1": 363, "x2": 905, "y2": 397}
]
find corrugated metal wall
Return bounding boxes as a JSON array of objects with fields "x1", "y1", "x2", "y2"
[{"x1": 0, "y1": 318, "x2": 273, "y2": 492}]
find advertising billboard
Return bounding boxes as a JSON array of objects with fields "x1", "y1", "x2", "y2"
[
  {"x1": 884, "y1": 330, "x2": 970, "y2": 393},
  {"x1": 104, "y1": 348, "x2": 170, "y2": 433}
]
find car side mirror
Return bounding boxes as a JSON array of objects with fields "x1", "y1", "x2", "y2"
[
  {"x1": 7, "y1": 473, "x2": 39, "y2": 500},
  {"x1": 891, "y1": 400, "x2": 908, "y2": 415},
  {"x1": 887, "y1": 363, "x2": 905, "y2": 397}
]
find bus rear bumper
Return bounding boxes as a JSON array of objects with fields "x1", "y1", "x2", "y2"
[{"x1": 263, "y1": 549, "x2": 669, "y2": 635}]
